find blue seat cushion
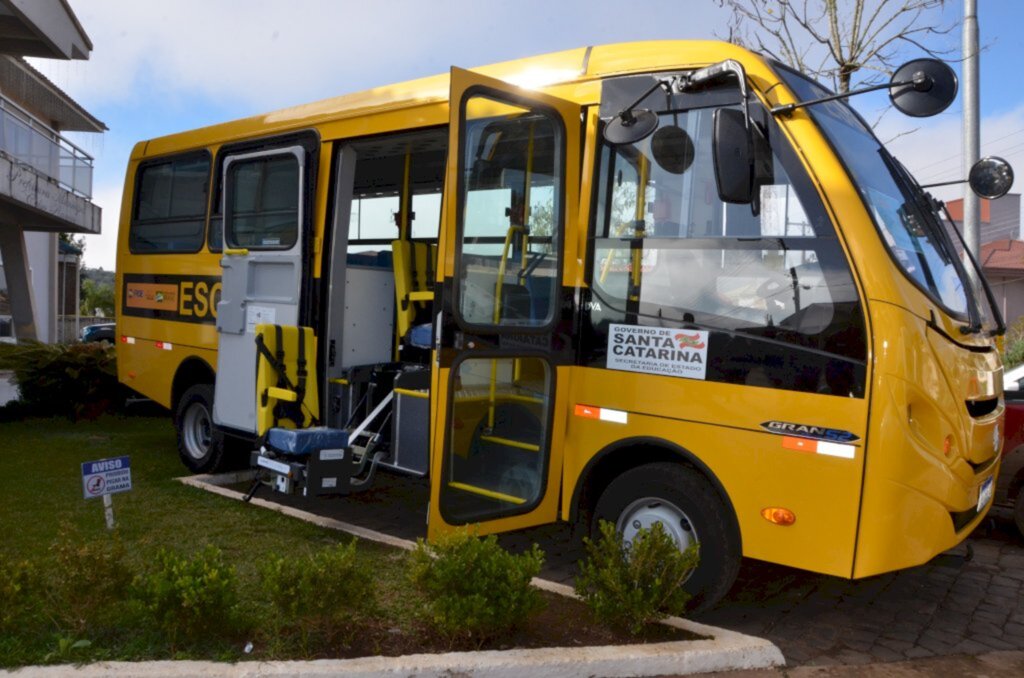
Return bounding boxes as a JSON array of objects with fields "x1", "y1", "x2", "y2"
[
  {"x1": 408, "y1": 323, "x2": 432, "y2": 349},
  {"x1": 266, "y1": 427, "x2": 349, "y2": 457}
]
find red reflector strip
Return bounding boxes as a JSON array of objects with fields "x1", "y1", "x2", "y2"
[
  {"x1": 782, "y1": 436, "x2": 855, "y2": 459},
  {"x1": 574, "y1": 404, "x2": 627, "y2": 424},
  {"x1": 154, "y1": 341, "x2": 173, "y2": 351},
  {"x1": 120, "y1": 336, "x2": 136, "y2": 345}
]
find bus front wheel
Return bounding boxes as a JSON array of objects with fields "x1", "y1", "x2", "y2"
[
  {"x1": 175, "y1": 384, "x2": 227, "y2": 473},
  {"x1": 592, "y1": 462, "x2": 741, "y2": 613}
]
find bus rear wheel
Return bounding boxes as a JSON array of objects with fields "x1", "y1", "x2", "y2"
[
  {"x1": 175, "y1": 384, "x2": 227, "y2": 473},
  {"x1": 592, "y1": 461, "x2": 741, "y2": 613}
]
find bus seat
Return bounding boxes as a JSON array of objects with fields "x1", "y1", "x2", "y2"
[
  {"x1": 392, "y1": 240, "x2": 437, "y2": 342},
  {"x1": 255, "y1": 323, "x2": 320, "y2": 437},
  {"x1": 264, "y1": 426, "x2": 348, "y2": 458}
]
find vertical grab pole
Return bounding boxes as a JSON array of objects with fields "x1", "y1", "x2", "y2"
[
  {"x1": 400, "y1": 147, "x2": 413, "y2": 240},
  {"x1": 629, "y1": 155, "x2": 649, "y2": 304},
  {"x1": 514, "y1": 123, "x2": 536, "y2": 384},
  {"x1": 489, "y1": 225, "x2": 524, "y2": 430},
  {"x1": 395, "y1": 147, "x2": 414, "y2": 361}
]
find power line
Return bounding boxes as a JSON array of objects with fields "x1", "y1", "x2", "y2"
[{"x1": 905, "y1": 126, "x2": 1024, "y2": 175}]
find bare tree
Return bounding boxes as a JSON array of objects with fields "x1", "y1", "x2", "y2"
[{"x1": 719, "y1": 0, "x2": 957, "y2": 93}]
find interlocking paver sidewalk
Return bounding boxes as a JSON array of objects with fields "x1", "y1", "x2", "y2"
[{"x1": 690, "y1": 649, "x2": 1024, "y2": 676}]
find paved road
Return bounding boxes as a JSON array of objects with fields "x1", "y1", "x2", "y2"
[{"x1": 242, "y1": 472, "x2": 1024, "y2": 666}]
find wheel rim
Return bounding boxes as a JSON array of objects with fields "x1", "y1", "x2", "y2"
[
  {"x1": 617, "y1": 496, "x2": 700, "y2": 553},
  {"x1": 182, "y1": 401, "x2": 212, "y2": 461}
]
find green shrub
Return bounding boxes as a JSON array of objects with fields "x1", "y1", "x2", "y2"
[
  {"x1": 0, "y1": 556, "x2": 40, "y2": 633},
  {"x1": 0, "y1": 341, "x2": 120, "y2": 420},
  {"x1": 47, "y1": 525, "x2": 133, "y2": 632},
  {"x1": 135, "y1": 546, "x2": 237, "y2": 643},
  {"x1": 1004, "y1": 316, "x2": 1024, "y2": 368},
  {"x1": 575, "y1": 520, "x2": 699, "y2": 635},
  {"x1": 409, "y1": 529, "x2": 544, "y2": 644},
  {"x1": 1005, "y1": 338, "x2": 1024, "y2": 369},
  {"x1": 260, "y1": 541, "x2": 372, "y2": 644}
]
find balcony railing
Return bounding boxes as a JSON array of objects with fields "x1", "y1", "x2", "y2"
[{"x1": 0, "y1": 93, "x2": 94, "y2": 199}]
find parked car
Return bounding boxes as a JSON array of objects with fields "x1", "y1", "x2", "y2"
[
  {"x1": 996, "y1": 386, "x2": 1024, "y2": 538},
  {"x1": 81, "y1": 322, "x2": 115, "y2": 345},
  {"x1": 1005, "y1": 363, "x2": 1024, "y2": 392}
]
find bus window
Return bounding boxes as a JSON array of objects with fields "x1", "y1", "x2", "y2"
[
  {"x1": 590, "y1": 105, "x2": 867, "y2": 396},
  {"x1": 130, "y1": 152, "x2": 210, "y2": 253},
  {"x1": 457, "y1": 97, "x2": 561, "y2": 328},
  {"x1": 225, "y1": 154, "x2": 300, "y2": 250},
  {"x1": 350, "y1": 193, "x2": 400, "y2": 243},
  {"x1": 346, "y1": 130, "x2": 446, "y2": 253}
]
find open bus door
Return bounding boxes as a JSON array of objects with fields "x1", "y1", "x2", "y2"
[
  {"x1": 213, "y1": 143, "x2": 311, "y2": 435},
  {"x1": 428, "y1": 68, "x2": 581, "y2": 537}
]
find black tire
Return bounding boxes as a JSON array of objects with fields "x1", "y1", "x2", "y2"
[
  {"x1": 1015, "y1": 485, "x2": 1024, "y2": 540},
  {"x1": 592, "y1": 461, "x2": 741, "y2": 613},
  {"x1": 175, "y1": 384, "x2": 227, "y2": 473}
]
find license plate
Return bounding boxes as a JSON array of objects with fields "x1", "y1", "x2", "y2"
[{"x1": 977, "y1": 476, "x2": 994, "y2": 513}]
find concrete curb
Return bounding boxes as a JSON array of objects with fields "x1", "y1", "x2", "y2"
[{"x1": 3, "y1": 472, "x2": 783, "y2": 677}]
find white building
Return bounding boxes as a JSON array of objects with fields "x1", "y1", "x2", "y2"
[{"x1": 0, "y1": 0, "x2": 105, "y2": 343}]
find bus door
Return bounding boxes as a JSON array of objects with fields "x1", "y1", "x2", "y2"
[
  {"x1": 428, "y1": 68, "x2": 580, "y2": 536},
  {"x1": 213, "y1": 145, "x2": 310, "y2": 434}
]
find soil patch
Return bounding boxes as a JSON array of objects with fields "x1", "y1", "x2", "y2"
[{"x1": 255, "y1": 590, "x2": 700, "y2": 660}]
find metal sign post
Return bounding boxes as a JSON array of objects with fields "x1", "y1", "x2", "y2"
[{"x1": 81, "y1": 456, "x2": 132, "y2": 530}]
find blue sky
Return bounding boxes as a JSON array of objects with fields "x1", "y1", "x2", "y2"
[{"x1": 30, "y1": 0, "x2": 1024, "y2": 269}]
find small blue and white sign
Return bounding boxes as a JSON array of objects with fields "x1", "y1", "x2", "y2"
[{"x1": 81, "y1": 456, "x2": 132, "y2": 500}]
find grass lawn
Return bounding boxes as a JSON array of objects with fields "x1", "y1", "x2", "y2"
[
  {"x1": 0, "y1": 415, "x2": 432, "y2": 666},
  {"x1": 0, "y1": 415, "x2": 692, "y2": 668}
]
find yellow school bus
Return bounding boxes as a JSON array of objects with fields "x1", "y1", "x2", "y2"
[{"x1": 116, "y1": 41, "x2": 1011, "y2": 609}]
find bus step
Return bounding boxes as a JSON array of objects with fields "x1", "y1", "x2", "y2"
[{"x1": 448, "y1": 481, "x2": 526, "y2": 505}]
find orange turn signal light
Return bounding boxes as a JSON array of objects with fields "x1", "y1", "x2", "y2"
[
  {"x1": 943, "y1": 435, "x2": 953, "y2": 456},
  {"x1": 761, "y1": 507, "x2": 796, "y2": 526}
]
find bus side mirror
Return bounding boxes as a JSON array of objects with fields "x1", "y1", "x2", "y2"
[
  {"x1": 713, "y1": 108, "x2": 753, "y2": 204},
  {"x1": 969, "y1": 156, "x2": 1014, "y2": 200},
  {"x1": 712, "y1": 109, "x2": 772, "y2": 206}
]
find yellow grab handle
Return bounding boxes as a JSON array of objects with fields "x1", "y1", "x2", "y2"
[
  {"x1": 266, "y1": 387, "x2": 298, "y2": 402},
  {"x1": 224, "y1": 248, "x2": 249, "y2": 256}
]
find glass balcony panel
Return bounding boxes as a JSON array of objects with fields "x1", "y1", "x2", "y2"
[{"x1": 0, "y1": 94, "x2": 94, "y2": 199}]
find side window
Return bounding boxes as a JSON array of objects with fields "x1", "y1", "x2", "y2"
[
  {"x1": 224, "y1": 153, "x2": 300, "y2": 250},
  {"x1": 130, "y1": 153, "x2": 210, "y2": 253},
  {"x1": 457, "y1": 95, "x2": 562, "y2": 328}
]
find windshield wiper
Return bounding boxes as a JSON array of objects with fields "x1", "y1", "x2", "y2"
[
  {"x1": 933, "y1": 197, "x2": 1005, "y2": 336},
  {"x1": 885, "y1": 154, "x2": 1003, "y2": 335}
]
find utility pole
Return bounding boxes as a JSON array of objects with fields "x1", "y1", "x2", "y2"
[{"x1": 963, "y1": 0, "x2": 980, "y2": 257}]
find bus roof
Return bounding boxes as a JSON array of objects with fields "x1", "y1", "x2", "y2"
[{"x1": 136, "y1": 40, "x2": 766, "y2": 158}]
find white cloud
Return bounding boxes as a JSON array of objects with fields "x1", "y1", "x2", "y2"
[{"x1": 35, "y1": 0, "x2": 728, "y2": 112}]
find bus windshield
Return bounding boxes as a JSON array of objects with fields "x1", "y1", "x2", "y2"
[{"x1": 775, "y1": 66, "x2": 997, "y2": 333}]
